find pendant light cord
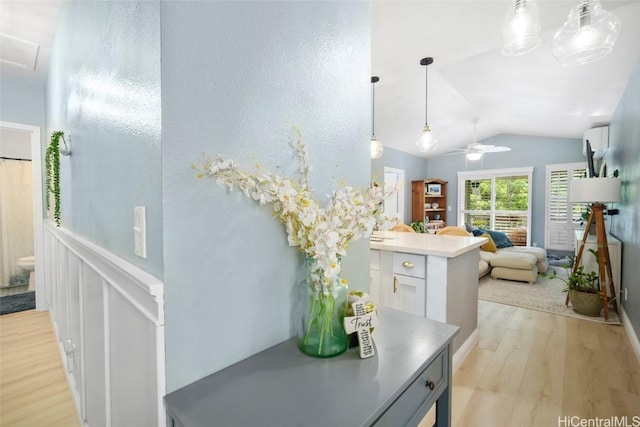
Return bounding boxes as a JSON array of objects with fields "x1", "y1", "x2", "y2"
[
  {"x1": 424, "y1": 64, "x2": 428, "y2": 126},
  {"x1": 371, "y1": 76, "x2": 379, "y2": 137},
  {"x1": 372, "y1": 81, "x2": 375, "y2": 136}
]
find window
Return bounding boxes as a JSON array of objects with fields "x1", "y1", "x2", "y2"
[
  {"x1": 458, "y1": 167, "x2": 533, "y2": 245},
  {"x1": 545, "y1": 163, "x2": 587, "y2": 250}
]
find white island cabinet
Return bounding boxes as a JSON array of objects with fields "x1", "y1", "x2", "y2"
[{"x1": 370, "y1": 231, "x2": 486, "y2": 369}]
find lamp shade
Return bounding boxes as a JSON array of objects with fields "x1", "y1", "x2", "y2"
[
  {"x1": 502, "y1": 0, "x2": 542, "y2": 56},
  {"x1": 552, "y1": 0, "x2": 621, "y2": 66},
  {"x1": 570, "y1": 177, "x2": 621, "y2": 203}
]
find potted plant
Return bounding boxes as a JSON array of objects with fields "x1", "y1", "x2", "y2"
[
  {"x1": 410, "y1": 221, "x2": 426, "y2": 233},
  {"x1": 543, "y1": 252, "x2": 602, "y2": 316}
]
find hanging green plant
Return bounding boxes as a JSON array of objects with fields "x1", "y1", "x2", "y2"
[{"x1": 45, "y1": 130, "x2": 63, "y2": 227}]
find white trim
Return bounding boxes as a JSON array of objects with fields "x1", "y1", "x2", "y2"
[
  {"x1": 457, "y1": 166, "x2": 534, "y2": 179},
  {"x1": 45, "y1": 223, "x2": 165, "y2": 426},
  {"x1": 0, "y1": 121, "x2": 44, "y2": 310},
  {"x1": 452, "y1": 328, "x2": 478, "y2": 374},
  {"x1": 457, "y1": 167, "x2": 534, "y2": 245},
  {"x1": 621, "y1": 305, "x2": 640, "y2": 365}
]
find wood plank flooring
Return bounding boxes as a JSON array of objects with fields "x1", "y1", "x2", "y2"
[
  {"x1": 0, "y1": 310, "x2": 80, "y2": 427},
  {"x1": 2, "y1": 302, "x2": 639, "y2": 427},
  {"x1": 422, "y1": 300, "x2": 640, "y2": 427}
]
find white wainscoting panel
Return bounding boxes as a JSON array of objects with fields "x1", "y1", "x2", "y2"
[{"x1": 44, "y1": 222, "x2": 164, "y2": 426}]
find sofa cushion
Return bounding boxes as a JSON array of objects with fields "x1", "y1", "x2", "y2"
[
  {"x1": 479, "y1": 250, "x2": 496, "y2": 263},
  {"x1": 490, "y1": 252, "x2": 537, "y2": 270},
  {"x1": 498, "y1": 246, "x2": 548, "y2": 273},
  {"x1": 480, "y1": 233, "x2": 498, "y2": 253},
  {"x1": 479, "y1": 260, "x2": 490, "y2": 278},
  {"x1": 491, "y1": 265, "x2": 539, "y2": 284}
]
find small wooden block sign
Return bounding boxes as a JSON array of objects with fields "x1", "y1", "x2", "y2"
[{"x1": 344, "y1": 301, "x2": 378, "y2": 358}]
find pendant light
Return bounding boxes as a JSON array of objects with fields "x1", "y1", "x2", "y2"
[
  {"x1": 370, "y1": 76, "x2": 383, "y2": 159},
  {"x1": 416, "y1": 57, "x2": 437, "y2": 153},
  {"x1": 466, "y1": 119, "x2": 483, "y2": 162},
  {"x1": 501, "y1": 0, "x2": 542, "y2": 56},
  {"x1": 552, "y1": 0, "x2": 621, "y2": 66}
]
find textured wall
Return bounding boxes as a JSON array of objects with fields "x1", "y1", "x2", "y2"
[
  {"x1": 46, "y1": 2, "x2": 163, "y2": 278},
  {"x1": 162, "y1": 1, "x2": 371, "y2": 392},
  {"x1": 607, "y1": 56, "x2": 640, "y2": 338},
  {"x1": 426, "y1": 135, "x2": 583, "y2": 248}
]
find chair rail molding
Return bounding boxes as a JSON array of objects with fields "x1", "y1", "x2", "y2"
[{"x1": 44, "y1": 221, "x2": 165, "y2": 426}]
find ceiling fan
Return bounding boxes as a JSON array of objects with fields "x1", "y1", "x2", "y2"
[{"x1": 447, "y1": 118, "x2": 511, "y2": 161}]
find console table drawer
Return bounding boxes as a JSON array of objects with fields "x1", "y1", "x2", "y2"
[
  {"x1": 393, "y1": 253, "x2": 425, "y2": 278},
  {"x1": 374, "y1": 348, "x2": 447, "y2": 426}
]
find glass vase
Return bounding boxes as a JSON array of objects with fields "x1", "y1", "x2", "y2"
[{"x1": 297, "y1": 257, "x2": 349, "y2": 358}]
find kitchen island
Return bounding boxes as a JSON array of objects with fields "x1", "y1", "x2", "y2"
[{"x1": 370, "y1": 231, "x2": 486, "y2": 370}]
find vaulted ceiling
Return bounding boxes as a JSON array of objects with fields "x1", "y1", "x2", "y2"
[
  {"x1": 2, "y1": 1, "x2": 639, "y2": 158},
  {"x1": 372, "y1": 1, "x2": 640, "y2": 157}
]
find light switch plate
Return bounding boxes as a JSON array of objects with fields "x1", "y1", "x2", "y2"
[{"x1": 134, "y1": 206, "x2": 146, "y2": 258}]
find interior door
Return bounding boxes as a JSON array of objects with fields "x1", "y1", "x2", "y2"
[{"x1": 384, "y1": 167, "x2": 405, "y2": 223}]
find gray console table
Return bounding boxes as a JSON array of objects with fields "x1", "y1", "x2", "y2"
[{"x1": 164, "y1": 307, "x2": 459, "y2": 427}]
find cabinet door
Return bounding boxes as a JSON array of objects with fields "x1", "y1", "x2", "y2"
[
  {"x1": 392, "y1": 274, "x2": 426, "y2": 317},
  {"x1": 370, "y1": 269, "x2": 380, "y2": 306}
]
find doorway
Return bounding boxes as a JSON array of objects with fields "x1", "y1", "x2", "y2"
[
  {"x1": 383, "y1": 167, "x2": 405, "y2": 224},
  {"x1": 0, "y1": 121, "x2": 44, "y2": 312}
]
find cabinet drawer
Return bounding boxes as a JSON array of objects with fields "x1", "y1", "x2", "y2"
[
  {"x1": 374, "y1": 348, "x2": 447, "y2": 426},
  {"x1": 370, "y1": 250, "x2": 380, "y2": 270},
  {"x1": 393, "y1": 253, "x2": 425, "y2": 279}
]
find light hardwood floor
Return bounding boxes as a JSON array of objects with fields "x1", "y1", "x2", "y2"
[
  {"x1": 2, "y1": 303, "x2": 640, "y2": 427},
  {"x1": 0, "y1": 310, "x2": 80, "y2": 427},
  {"x1": 423, "y1": 300, "x2": 640, "y2": 427}
]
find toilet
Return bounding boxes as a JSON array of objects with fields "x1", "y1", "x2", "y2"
[{"x1": 17, "y1": 256, "x2": 35, "y2": 291}]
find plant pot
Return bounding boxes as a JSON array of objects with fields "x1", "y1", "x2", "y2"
[{"x1": 568, "y1": 289, "x2": 603, "y2": 317}]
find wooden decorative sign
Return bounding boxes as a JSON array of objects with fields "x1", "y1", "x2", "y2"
[{"x1": 344, "y1": 301, "x2": 378, "y2": 358}]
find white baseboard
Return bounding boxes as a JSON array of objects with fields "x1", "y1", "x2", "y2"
[
  {"x1": 620, "y1": 305, "x2": 640, "y2": 365},
  {"x1": 452, "y1": 328, "x2": 479, "y2": 373}
]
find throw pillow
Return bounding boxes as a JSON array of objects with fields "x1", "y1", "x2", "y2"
[
  {"x1": 480, "y1": 232, "x2": 498, "y2": 253},
  {"x1": 465, "y1": 223, "x2": 479, "y2": 233},
  {"x1": 474, "y1": 228, "x2": 513, "y2": 249}
]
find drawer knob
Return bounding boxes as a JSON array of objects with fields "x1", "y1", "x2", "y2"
[
  {"x1": 426, "y1": 380, "x2": 435, "y2": 391},
  {"x1": 402, "y1": 261, "x2": 414, "y2": 268}
]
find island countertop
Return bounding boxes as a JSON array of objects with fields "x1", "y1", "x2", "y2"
[{"x1": 370, "y1": 230, "x2": 486, "y2": 258}]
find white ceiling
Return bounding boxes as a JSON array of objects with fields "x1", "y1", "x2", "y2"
[
  {"x1": 372, "y1": 0, "x2": 640, "y2": 157},
  {"x1": 1, "y1": 1, "x2": 639, "y2": 157},
  {"x1": 0, "y1": 0, "x2": 62, "y2": 83}
]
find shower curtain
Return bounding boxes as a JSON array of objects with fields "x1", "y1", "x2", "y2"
[{"x1": 0, "y1": 159, "x2": 34, "y2": 287}]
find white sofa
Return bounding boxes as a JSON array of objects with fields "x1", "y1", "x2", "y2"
[{"x1": 438, "y1": 226, "x2": 548, "y2": 283}]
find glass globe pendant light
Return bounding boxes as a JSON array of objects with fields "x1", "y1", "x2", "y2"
[
  {"x1": 416, "y1": 57, "x2": 437, "y2": 153},
  {"x1": 501, "y1": 0, "x2": 542, "y2": 56},
  {"x1": 370, "y1": 76, "x2": 383, "y2": 159},
  {"x1": 552, "y1": 0, "x2": 621, "y2": 66}
]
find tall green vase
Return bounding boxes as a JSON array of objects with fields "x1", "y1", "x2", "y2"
[{"x1": 297, "y1": 257, "x2": 348, "y2": 358}]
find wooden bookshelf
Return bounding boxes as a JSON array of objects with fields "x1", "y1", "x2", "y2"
[{"x1": 412, "y1": 179, "x2": 448, "y2": 226}]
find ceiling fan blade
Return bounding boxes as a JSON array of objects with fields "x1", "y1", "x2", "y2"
[{"x1": 477, "y1": 144, "x2": 511, "y2": 153}]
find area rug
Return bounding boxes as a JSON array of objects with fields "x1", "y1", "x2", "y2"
[
  {"x1": 478, "y1": 267, "x2": 621, "y2": 325},
  {"x1": 0, "y1": 291, "x2": 35, "y2": 315}
]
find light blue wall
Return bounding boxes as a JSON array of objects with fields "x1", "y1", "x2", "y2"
[
  {"x1": 46, "y1": 2, "x2": 163, "y2": 278},
  {"x1": 0, "y1": 78, "x2": 45, "y2": 128},
  {"x1": 162, "y1": 1, "x2": 371, "y2": 392},
  {"x1": 371, "y1": 146, "x2": 429, "y2": 225},
  {"x1": 607, "y1": 56, "x2": 640, "y2": 341},
  {"x1": 426, "y1": 135, "x2": 583, "y2": 248}
]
